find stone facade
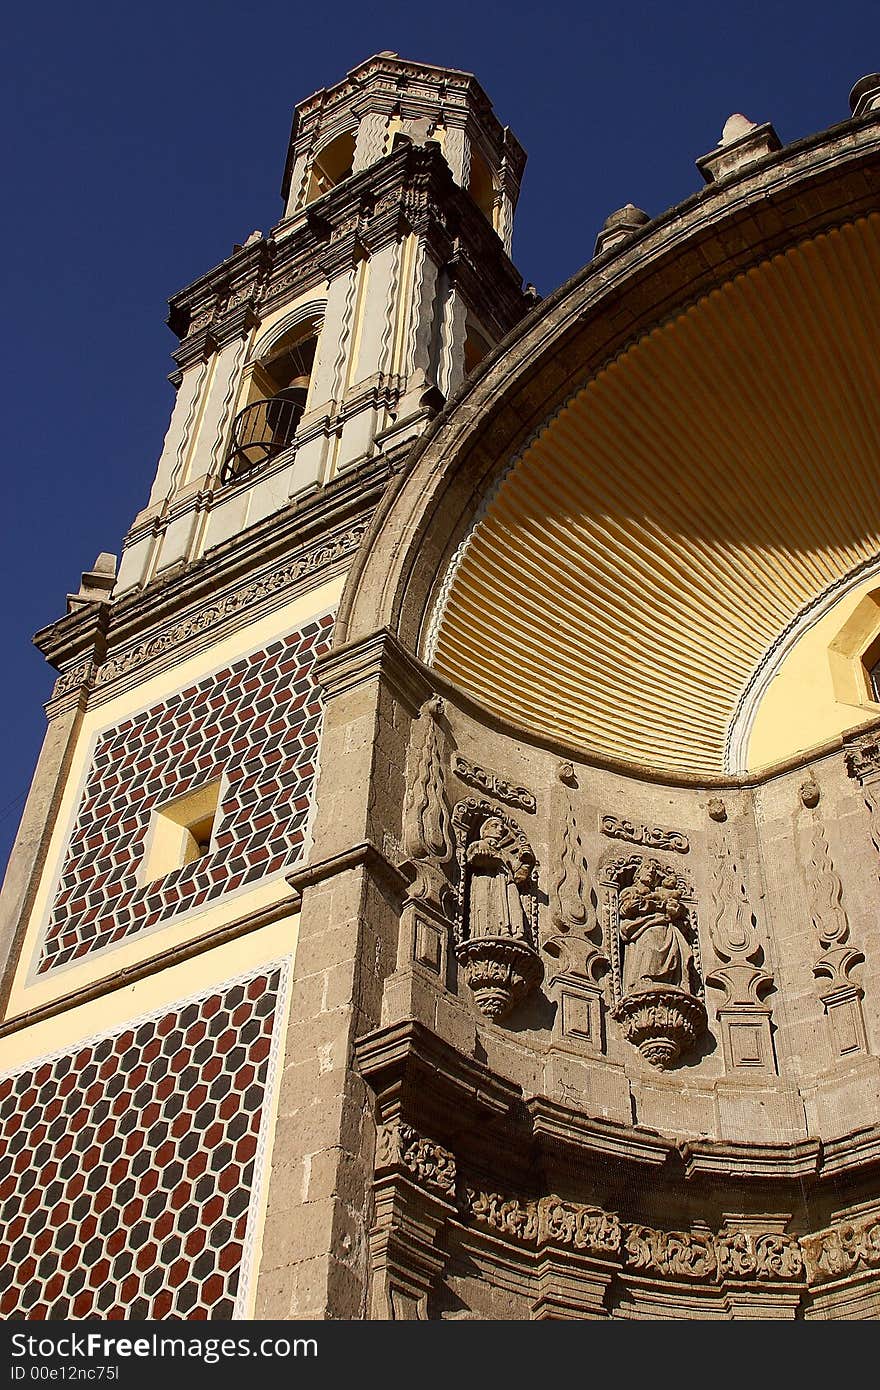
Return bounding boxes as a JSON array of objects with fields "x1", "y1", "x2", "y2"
[{"x1": 1, "y1": 56, "x2": 880, "y2": 1321}]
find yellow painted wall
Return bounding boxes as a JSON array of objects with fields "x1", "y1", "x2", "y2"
[{"x1": 746, "y1": 570, "x2": 880, "y2": 771}]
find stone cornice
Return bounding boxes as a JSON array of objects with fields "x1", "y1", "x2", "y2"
[
  {"x1": 525, "y1": 1095, "x2": 673, "y2": 1169},
  {"x1": 354, "y1": 1020, "x2": 521, "y2": 1129},
  {"x1": 34, "y1": 454, "x2": 394, "y2": 689},
  {"x1": 315, "y1": 628, "x2": 433, "y2": 716},
  {"x1": 168, "y1": 144, "x2": 528, "y2": 351},
  {"x1": 680, "y1": 1136, "x2": 823, "y2": 1182},
  {"x1": 358, "y1": 1021, "x2": 880, "y2": 1207},
  {"x1": 286, "y1": 840, "x2": 408, "y2": 897}
]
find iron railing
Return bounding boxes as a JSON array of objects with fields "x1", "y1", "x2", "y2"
[{"x1": 220, "y1": 389, "x2": 304, "y2": 485}]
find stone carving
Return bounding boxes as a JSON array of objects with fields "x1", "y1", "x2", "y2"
[
  {"x1": 93, "y1": 523, "x2": 367, "y2": 692},
  {"x1": 600, "y1": 815, "x2": 689, "y2": 854},
  {"x1": 801, "y1": 1213, "x2": 880, "y2": 1285},
  {"x1": 543, "y1": 767, "x2": 609, "y2": 1050},
  {"x1": 457, "y1": 1182, "x2": 803, "y2": 1282},
  {"x1": 376, "y1": 1122, "x2": 456, "y2": 1196},
  {"x1": 625, "y1": 1225, "x2": 718, "y2": 1280},
  {"x1": 452, "y1": 799, "x2": 543, "y2": 1020},
  {"x1": 603, "y1": 855, "x2": 706, "y2": 1067},
  {"x1": 451, "y1": 754, "x2": 536, "y2": 813},
  {"x1": 539, "y1": 1199, "x2": 622, "y2": 1257},
  {"x1": 463, "y1": 1187, "x2": 539, "y2": 1242},
  {"x1": 844, "y1": 734, "x2": 880, "y2": 783},
  {"x1": 708, "y1": 798, "x2": 727, "y2": 822},
  {"x1": 799, "y1": 774, "x2": 821, "y2": 808},
  {"x1": 50, "y1": 660, "x2": 95, "y2": 702},
  {"x1": 803, "y1": 817, "x2": 867, "y2": 1057},
  {"x1": 551, "y1": 790, "x2": 591, "y2": 934},
  {"x1": 705, "y1": 827, "x2": 776, "y2": 1072},
  {"x1": 400, "y1": 697, "x2": 454, "y2": 910}
]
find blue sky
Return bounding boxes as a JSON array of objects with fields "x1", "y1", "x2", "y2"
[{"x1": 1, "y1": 0, "x2": 878, "y2": 873}]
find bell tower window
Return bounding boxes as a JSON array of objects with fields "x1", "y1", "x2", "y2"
[
  {"x1": 221, "y1": 321, "x2": 319, "y2": 485},
  {"x1": 304, "y1": 132, "x2": 356, "y2": 206}
]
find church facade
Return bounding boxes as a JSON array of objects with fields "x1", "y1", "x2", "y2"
[{"x1": 1, "y1": 53, "x2": 880, "y2": 1319}]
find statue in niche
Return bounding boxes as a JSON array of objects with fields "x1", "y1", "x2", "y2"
[
  {"x1": 452, "y1": 798, "x2": 543, "y2": 1021},
  {"x1": 466, "y1": 815, "x2": 535, "y2": 941},
  {"x1": 602, "y1": 852, "x2": 707, "y2": 1068},
  {"x1": 618, "y1": 858, "x2": 694, "y2": 994}
]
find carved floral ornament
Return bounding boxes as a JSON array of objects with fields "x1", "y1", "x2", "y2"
[
  {"x1": 600, "y1": 814, "x2": 689, "y2": 854},
  {"x1": 375, "y1": 1123, "x2": 817, "y2": 1286}
]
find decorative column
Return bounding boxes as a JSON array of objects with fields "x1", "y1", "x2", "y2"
[
  {"x1": 800, "y1": 774, "x2": 868, "y2": 1059},
  {"x1": 705, "y1": 801, "x2": 777, "y2": 1075},
  {"x1": 543, "y1": 762, "x2": 607, "y2": 1054}
]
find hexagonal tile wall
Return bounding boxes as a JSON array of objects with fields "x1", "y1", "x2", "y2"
[
  {"x1": 39, "y1": 615, "x2": 332, "y2": 973},
  {"x1": 0, "y1": 960, "x2": 289, "y2": 1318}
]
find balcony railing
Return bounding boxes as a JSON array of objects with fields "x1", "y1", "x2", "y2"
[{"x1": 220, "y1": 389, "x2": 305, "y2": 485}]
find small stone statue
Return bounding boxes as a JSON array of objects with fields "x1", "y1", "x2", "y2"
[
  {"x1": 618, "y1": 858, "x2": 693, "y2": 994},
  {"x1": 466, "y1": 816, "x2": 535, "y2": 941}
]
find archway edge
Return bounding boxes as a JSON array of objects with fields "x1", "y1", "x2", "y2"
[{"x1": 336, "y1": 117, "x2": 880, "y2": 669}]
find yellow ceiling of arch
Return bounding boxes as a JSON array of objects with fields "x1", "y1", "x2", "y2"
[{"x1": 428, "y1": 214, "x2": 880, "y2": 777}]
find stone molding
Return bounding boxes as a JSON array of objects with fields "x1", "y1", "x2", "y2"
[
  {"x1": 373, "y1": 1121, "x2": 812, "y2": 1287},
  {"x1": 47, "y1": 521, "x2": 367, "y2": 705},
  {"x1": 371, "y1": 1119, "x2": 880, "y2": 1296}
]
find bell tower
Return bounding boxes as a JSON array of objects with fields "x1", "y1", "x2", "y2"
[
  {"x1": 115, "y1": 52, "x2": 528, "y2": 595},
  {"x1": 0, "y1": 54, "x2": 528, "y2": 1322}
]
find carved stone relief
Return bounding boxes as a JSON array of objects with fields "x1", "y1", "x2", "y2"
[
  {"x1": 544, "y1": 765, "x2": 608, "y2": 1052},
  {"x1": 800, "y1": 794, "x2": 868, "y2": 1059},
  {"x1": 706, "y1": 823, "x2": 776, "y2": 1074},
  {"x1": 602, "y1": 854, "x2": 707, "y2": 1067},
  {"x1": 451, "y1": 754, "x2": 536, "y2": 812},
  {"x1": 600, "y1": 814, "x2": 689, "y2": 854},
  {"x1": 452, "y1": 798, "x2": 543, "y2": 1020},
  {"x1": 400, "y1": 697, "x2": 455, "y2": 913}
]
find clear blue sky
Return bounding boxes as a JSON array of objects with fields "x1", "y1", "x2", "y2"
[{"x1": 1, "y1": 0, "x2": 877, "y2": 873}]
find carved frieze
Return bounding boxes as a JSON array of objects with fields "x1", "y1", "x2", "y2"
[
  {"x1": 376, "y1": 1122, "x2": 456, "y2": 1197},
  {"x1": 90, "y1": 522, "x2": 367, "y2": 694},
  {"x1": 451, "y1": 754, "x2": 536, "y2": 813},
  {"x1": 801, "y1": 1212, "x2": 880, "y2": 1285},
  {"x1": 600, "y1": 815, "x2": 689, "y2": 854},
  {"x1": 49, "y1": 660, "x2": 95, "y2": 702},
  {"x1": 457, "y1": 1183, "x2": 802, "y2": 1282}
]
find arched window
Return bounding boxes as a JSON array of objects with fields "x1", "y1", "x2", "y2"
[
  {"x1": 468, "y1": 148, "x2": 497, "y2": 228},
  {"x1": 303, "y1": 132, "x2": 356, "y2": 207},
  {"x1": 221, "y1": 320, "x2": 319, "y2": 485}
]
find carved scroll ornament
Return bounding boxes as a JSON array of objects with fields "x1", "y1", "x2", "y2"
[
  {"x1": 452, "y1": 754, "x2": 536, "y2": 813},
  {"x1": 452, "y1": 799, "x2": 543, "y2": 1020},
  {"x1": 459, "y1": 1184, "x2": 803, "y2": 1283},
  {"x1": 600, "y1": 815, "x2": 689, "y2": 854}
]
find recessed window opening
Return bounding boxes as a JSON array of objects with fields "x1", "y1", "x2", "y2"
[
  {"x1": 142, "y1": 778, "x2": 223, "y2": 885},
  {"x1": 468, "y1": 147, "x2": 497, "y2": 227},
  {"x1": 303, "y1": 132, "x2": 356, "y2": 206},
  {"x1": 221, "y1": 322, "x2": 319, "y2": 485}
]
